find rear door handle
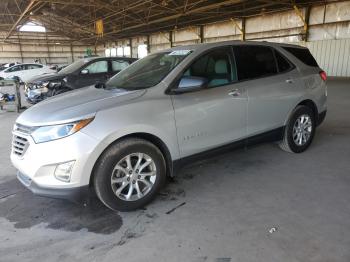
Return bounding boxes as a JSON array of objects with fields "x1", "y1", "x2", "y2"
[
  {"x1": 228, "y1": 89, "x2": 241, "y2": 97},
  {"x1": 286, "y1": 78, "x2": 294, "y2": 84}
]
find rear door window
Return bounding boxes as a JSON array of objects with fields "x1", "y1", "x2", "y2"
[
  {"x1": 282, "y1": 47, "x2": 318, "y2": 67},
  {"x1": 111, "y1": 60, "x2": 130, "y2": 72},
  {"x1": 26, "y1": 64, "x2": 43, "y2": 70},
  {"x1": 233, "y1": 45, "x2": 277, "y2": 81}
]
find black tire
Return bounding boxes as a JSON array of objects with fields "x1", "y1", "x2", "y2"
[
  {"x1": 93, "y1": 138, "x2": 166, "y2": 211},
  {"x1": 279, "y1": 105, "x2": 316, "y2": 153},
  {"x1": 53, "y1": 88, "x2": 69, "y2": 96},
  {"x1": 48, "y1": 88, "x2": 67, "y2": 97}
]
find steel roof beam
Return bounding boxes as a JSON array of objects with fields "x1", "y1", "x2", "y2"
[{"x1": 3, "y1": 0, "x2": 38, "y2": 42}]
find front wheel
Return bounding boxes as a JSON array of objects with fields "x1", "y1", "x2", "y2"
[
  {"x1": 93, "y1": 138, "x2": 166, "y2": 211},
  {"x1": 279, "y1": 105, "x2": 316, "y2": 153},
  {"x1": 50, "y1": 88, "x2": 69, "y2": 97}
]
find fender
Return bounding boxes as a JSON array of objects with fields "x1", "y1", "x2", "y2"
[
  {"x1": 79, "y1": 125, "x2": 180, "y2": 185},
  {"x1": 284, "y1": 95, "x2": 319, "y2": 127}
]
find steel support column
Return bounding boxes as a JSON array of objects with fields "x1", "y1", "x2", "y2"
[
  {"x1": 129, "y1": 38, "x2": 133, "y2": 58},
  {"x1": 169, "y1": 31, "x2": 173, "y2": 47},
  {"x1": 199, "y1": 25, "x2": 204, "y2": 43}
]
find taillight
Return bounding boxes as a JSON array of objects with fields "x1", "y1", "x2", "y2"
[{"x1": 319, "y1": 71, "x2": 327, "y2": 81}]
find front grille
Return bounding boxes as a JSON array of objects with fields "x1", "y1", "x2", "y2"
[{"x1": 12, "y1": 135, "x2": 29, "y2": 157}]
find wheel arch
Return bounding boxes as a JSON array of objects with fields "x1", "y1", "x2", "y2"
[
  {"x1": 297, "y1": 99, "x2": 318, "y2": 118},
  {"x1": 284, "y1": 99, "x2": 318, "y2": 126},
  {"x1": 89, "y1": 132, "x2": 174, "y2": 187}
]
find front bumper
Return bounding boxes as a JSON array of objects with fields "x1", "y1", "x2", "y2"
[
  {"x1": 26, "y1": 96, "x2": 42, "y2": 104},
  {"x1": 17, "y1": 171, "x2": 90, "y2": 203},
  {"x1": 26, "y1": 88, "x2": 47, "y2": 104},
  {"x1": 11, "y1": 129, "x2": 101, "y2": 201}
]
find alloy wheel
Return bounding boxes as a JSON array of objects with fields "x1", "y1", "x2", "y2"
[
  {"x1": 292, "y1": 114, "x2": 312, "y2": 146},
  {"x1": 111, "y1": 153, "x2": 157, "y2": 201}
]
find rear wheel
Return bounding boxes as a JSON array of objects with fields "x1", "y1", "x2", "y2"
[
  {"x1": 93, "y1": 138, "x2": 166, "y2": 211},
  {"x1": 279, "y1": 105, "x2": 316, "y2": 153}
]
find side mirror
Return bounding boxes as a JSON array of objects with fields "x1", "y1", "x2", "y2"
[
  {"x1": 81, "y1": 69, "x2": 89, "y2": 75},
  {"x1": 172, "y1": 76, "x2": 208, "y2": 94}
]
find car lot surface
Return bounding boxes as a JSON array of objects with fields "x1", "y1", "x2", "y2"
[{"x1": 0, "y1": 78, "x2": 349, "y2": 262}]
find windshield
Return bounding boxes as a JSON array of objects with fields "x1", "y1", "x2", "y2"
[
  {"x1": 106, "y1": 50, "x2": 191, "y2": 90},
  {"x1": 58, "y1": 59, "x2": 87, "y2": 75}
]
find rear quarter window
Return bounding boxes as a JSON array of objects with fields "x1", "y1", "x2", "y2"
[
  {"x1": 112, "y1": 60, "x2": 130, "y2": 72},
  {"x1": 282, "y1": 47, "x2": 318, "y2": 67},
  {"x1": 274, "y1": 50, "x2": 293, "y2": 73}
]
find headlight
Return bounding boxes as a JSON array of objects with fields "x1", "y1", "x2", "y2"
[{"x1": 31, "y1": 117, "x2": 94, "y2": 143}]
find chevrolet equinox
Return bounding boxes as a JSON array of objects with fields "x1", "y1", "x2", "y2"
[{"x1": 11, "y1": 41, "x2": 327, "y2": 211}]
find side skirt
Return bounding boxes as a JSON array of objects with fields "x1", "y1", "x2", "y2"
[{"x1": 172, "y1": 126, "x2": 284, "y2": 175}]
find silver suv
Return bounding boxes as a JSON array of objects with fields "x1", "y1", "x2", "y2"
[{"x1": 11, "y1": 41, "x2": 327, "y2": 211}]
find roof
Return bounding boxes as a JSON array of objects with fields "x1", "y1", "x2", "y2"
[
  {"x1": 77, "y1": 56, "x2": 137, "y2": 62},
  {"x1": 0, "y1": 0, "x2": 334, "y2": 44}
]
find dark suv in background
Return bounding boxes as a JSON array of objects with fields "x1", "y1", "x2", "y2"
[{"x1": 25, "y1": 56, "x2": 136, "y2": 104}]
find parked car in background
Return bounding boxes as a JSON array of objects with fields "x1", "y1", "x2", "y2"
[
  {"x1": 11, "y1": 41, "x2": 327, "y2": 211},
  {"x1": 0, "y1": 63, "x2": 54, "y2": 83},
  {"x1": 0, "y1": 62, "x2": 21, "y2": 73},
  {"x1": 49, "y1": 64, "x2": 68, "y2": 72},
  {"x1": 25, "y1": 56, "x2": 136, "y2": 104}
]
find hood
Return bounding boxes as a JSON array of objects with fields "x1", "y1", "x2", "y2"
[
  {"x1": 17, "y1": 86, "x2": 146, "y2": 126},
  {"x1": 27, "y1": 73, "x2": 64, "y2": 83}
]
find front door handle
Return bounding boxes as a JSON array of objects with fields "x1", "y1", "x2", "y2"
[
  {"x1": 286, "y1": 78, "x2": 294, "y2": 84},
  {"x1": 228, "y1": 89, "x2": 241, "y2": 97}
]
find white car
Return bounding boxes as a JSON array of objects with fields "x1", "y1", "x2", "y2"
[
  {"x1": 0, "y1": 62, "x2": 21, "y2": 71},
  {"x1": 0, "y1": 63, "x2": 55, "y2": 83}
]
